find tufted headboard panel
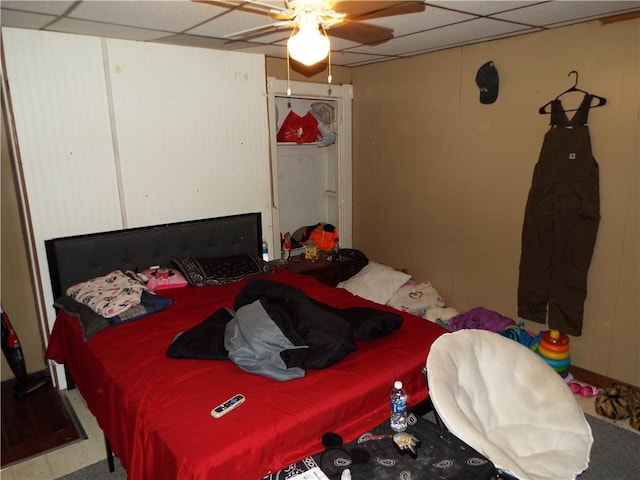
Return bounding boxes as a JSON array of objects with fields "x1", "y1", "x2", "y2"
[{"x1": 45, "y1": 213, "x2": 262, "y2": 298}]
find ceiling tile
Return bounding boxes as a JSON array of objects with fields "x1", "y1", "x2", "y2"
[
  {"x1": 350, "y1": 17, "x2": 532, "y2": 56},
  {"x1": 0, "y1": 10, "x2": 57, "y2": 29},
  {"x1": 48, "y1": 18, "x2": 171, "y2": 42},
  {"x1": 188, "y1": 7, "x2": 283, "y2": 38},
  {"x1": 333, "y1": 51, "x2": 396, "y2": 67},
  {"x1": 1, "y1": 0, "x2": 638, "y2": 66},
  {"x1": 359, "y1": 5, "x2": 477, "y2": 37},
  {"x1": 493, "y1": 1, "x2": 640, "y2": 26},
  {"x1": 70, "y1": 0, "x2": 220, "y2": 33},
  {"x1": 1, "y1": 1, "x2": 75, "y2": 16},
  {"x1": 154, "y1": 33, "x2": 256, "y2": 50},
  {"x1": 327, "y1": 35, "x2": 364, "y2": 51},
  {"x1": 233, "y1": 43, "x2": 288, "y2": 58},
  {"x1": 427, "y1": 1, "x2": 545, "y2": 17},
  {"x1": 232, "y1": 29, "x2": 291, "y2": 45}
]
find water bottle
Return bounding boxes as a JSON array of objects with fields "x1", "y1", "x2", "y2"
[
  {"x1": 262, "y1": 239, "x2": 269, "y2": 261},
  {"x1": 390, "y1": 380, "x2": 408, "y2": 432},
  {"x1": 331, "y1": 238, "x2": 341, "y2": 262}
]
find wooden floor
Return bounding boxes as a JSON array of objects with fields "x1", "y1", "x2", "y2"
[{"x1": 1, "y1": 373, "x2": 84, "y2": 467}]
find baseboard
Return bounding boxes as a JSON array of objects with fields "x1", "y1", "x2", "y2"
[{"x1": 569, "y1": 365, "x2": 640, "y2": 393}]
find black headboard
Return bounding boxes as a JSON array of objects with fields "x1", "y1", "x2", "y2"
[{"x1": 45, "y1": 212, "x2": 262, "y2": 299}]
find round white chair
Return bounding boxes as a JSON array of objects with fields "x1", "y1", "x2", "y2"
[{"x1": 426, "y1": 329, "x2": 593, "y2": 480}]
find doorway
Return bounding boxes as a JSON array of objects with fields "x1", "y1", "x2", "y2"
[{"x1": 266, "y1": 77, "x2": 353, "y2": 256}]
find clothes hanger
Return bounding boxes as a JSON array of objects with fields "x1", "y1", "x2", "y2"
[{"x1": 538, "y1": 71, "x2": 607, "y2": 114}]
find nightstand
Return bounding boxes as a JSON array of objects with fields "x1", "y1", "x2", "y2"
[{"x1": 272, "y1": 254, "x2": 355, "y2": 287}]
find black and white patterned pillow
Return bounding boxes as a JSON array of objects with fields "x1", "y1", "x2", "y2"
[{"x1": 172, "y1": 254, "x2": 274, "y2": 286}]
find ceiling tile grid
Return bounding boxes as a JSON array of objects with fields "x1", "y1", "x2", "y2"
[{"x1": 1, "y1": 1, "x2": 638, "y2": 66}]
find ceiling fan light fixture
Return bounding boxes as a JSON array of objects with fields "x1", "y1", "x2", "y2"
[{"x1": 287, "y1": 11, "x2": 330, "y2": 66}]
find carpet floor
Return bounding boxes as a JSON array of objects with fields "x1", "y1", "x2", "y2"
[
  {"x1": 56, "y1": 413, "x2": 639, "y2": 479},
  {"x1": 577, "y1": 414, "x2": 639, "y2": 479}
]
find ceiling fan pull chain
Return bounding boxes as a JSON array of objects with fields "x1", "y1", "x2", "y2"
[
  {"x1": 321, "y1": 23, "x2": 332, "y2": 85},
  {"x1": 286, "y1": 25, "x2": 296, "y2": 96},
  {"x1": 286, "y1": 53, "x2": 292, "y2": 97}
]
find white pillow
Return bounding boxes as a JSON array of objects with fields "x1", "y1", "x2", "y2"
[{"x1": 337, "y1": 261, "x2": 411, "y2": 305}]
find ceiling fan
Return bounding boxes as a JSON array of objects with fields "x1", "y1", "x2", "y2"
[{"x1": 199, "y1": 1, "x2": 426, "y2": 65}]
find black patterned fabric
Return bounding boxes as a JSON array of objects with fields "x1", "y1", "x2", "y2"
[
  {"x1": 264, "y1": 412, "x2": 499, "y2": 480},
  {"x1": 339, "y1": 248, "x2": 369, "y2": 280},
  {"x1": 172, "y1": 254, "x2": 274, "y2": 286}
]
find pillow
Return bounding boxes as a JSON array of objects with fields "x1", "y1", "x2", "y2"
[
  {"x1": 142, "y1": 267, "x2": 188, "y2": 292},
  {"x1": 387, "y1": 281, "x2": 445, "y2": 317},
  {"x1": 54, "y1": 295, "x2": 111, "y2": 341},
  {"x1": 109, "y1": 291, "x2": 173, "y2": 325},
  {"x1": 337, "y1": 261, "x2": 411, "y2": 305},
  {"x1": 66, "y1": 269, "x2": 146, "y2": 318},
  {"x1": 172, "y1": 254, "x2": 275, "y2": 286},
  {"x1": 54, "y1": 291, "x2": 172, "y2": 339}
]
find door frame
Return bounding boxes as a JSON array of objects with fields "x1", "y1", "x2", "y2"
[{"x1": 266, "y1": 77, "x2": 353, "y2": 255}]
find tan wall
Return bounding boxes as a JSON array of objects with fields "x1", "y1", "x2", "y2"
[
  {"x1": 351, "y1": 19, "x2": 639, "y2": 385},
  {"x1": 1, "y1": 100, "x2": 44, "y2": 381}
]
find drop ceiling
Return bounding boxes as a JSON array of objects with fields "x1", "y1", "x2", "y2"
[{"x1": 1, "y1": 1, "x2": 639, "y2": 67}]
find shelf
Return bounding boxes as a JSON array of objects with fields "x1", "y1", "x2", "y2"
[
  {"x1": 276, "y1": 142, "x2": 318, "y2": 146},
  {"x1": 276, "y1": 142, "x2": 336, "y2": 148}
]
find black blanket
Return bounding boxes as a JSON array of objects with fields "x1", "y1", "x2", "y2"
[{"x1": 167, "y1": 279, "x2": 403, "y2": 377}]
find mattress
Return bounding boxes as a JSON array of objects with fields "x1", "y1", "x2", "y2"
[{"x1": 46, "y1": 269, "x2": 446, "y2": 479}]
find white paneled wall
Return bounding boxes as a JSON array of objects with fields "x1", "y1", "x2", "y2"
[
  {"x1": 2, "y1": 28, "x2": 123, "y2": 372},
  {"x1": 105, "y1": 39, "x2": 271, "y2": 228},
  {"x1": 2, "y1": 28, "x2": 272, "y2": 387},
  {"x1": 2, "y1": 29, "x2": 123, "y2": 235}
]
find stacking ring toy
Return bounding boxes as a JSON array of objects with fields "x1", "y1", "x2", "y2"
[
  {"x1": 541, "y1": 355, "x2": 571, "y2": 370},
  {"x1": 537, "y1": 344, "x2": 570, "y2": 360},
  {"x1": 539, "y1": 339, "x2": 569, "y2": 353},
  {"x1": 539, "y1": 329, "x2": 570, "y2": 353}
]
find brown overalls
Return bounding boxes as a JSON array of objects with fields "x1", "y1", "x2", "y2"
[{"x1": 518, "y1": 94, "x2": 600, "y2": 336}]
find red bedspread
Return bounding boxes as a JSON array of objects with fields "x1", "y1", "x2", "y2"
[{"x1": 46, "y1": 270, "x2": 446, "y2": 480}]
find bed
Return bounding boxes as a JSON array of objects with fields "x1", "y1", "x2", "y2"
[{"x1": 44, "y1": 212, "x2": 447, "y2": 480}]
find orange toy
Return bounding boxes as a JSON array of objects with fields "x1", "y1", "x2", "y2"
[{"x1": 307, "y1": 224, "x2": 339, "y2": 251}]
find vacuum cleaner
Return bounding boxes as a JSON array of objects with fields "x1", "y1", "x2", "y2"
[{"x1": 1, "y1": 306, "x2": 50, "y2": 398}]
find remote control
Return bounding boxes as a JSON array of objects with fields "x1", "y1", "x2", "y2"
[{"x1": 211, "y1": 394, "x2": 245, "y2": 418}]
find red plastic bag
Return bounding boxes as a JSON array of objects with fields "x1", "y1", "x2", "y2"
[{"x1": 277, "y1": 110, "x2": 321, "y2": 144}]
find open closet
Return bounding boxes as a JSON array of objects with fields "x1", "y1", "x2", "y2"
[{"x1": 267, "y1": 78, "x2": 353, "y2": 257}]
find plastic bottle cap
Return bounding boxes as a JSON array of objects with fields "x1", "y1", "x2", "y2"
[{"x1": 394, "y1": 381, "x2": 402, "y2": 389}]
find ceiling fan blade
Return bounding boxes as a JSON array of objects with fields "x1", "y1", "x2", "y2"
[
  {"x1": 326, "y1": 20, "x2": 394, "y2": 45},
  {"x1": 195, "y1": 1, "x2": 291, "y2": 19},
  {"x1": 201, "y1": 0, "x2": 417, "y2": 45},
  {"x1": 332, "y1": 1, "x2": 425, "y2": 20},
  {"x1": 225, "y1": 20, "x2": 293, "y2": 39}
]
